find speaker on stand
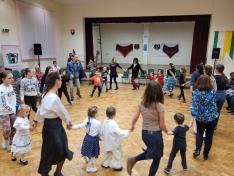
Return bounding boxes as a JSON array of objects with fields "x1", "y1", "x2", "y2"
[
  {"x1": 212, "y1": 48, "x2": 220, "y2": 74},
  {"x1": 33, "y1": 44, "x2": 42, "y2": 68}
]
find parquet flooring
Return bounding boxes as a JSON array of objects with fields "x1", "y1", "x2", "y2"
[{"x1": 0, "y1": 83, "x2": 233, "y2": 176}]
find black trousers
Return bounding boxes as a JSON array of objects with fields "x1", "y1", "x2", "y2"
[
  {"x1": 24, "y1": 95, "x2": 37, "y2": 113},
  {"x1": 166, "y1": 144, "x2": 187, "y2": 169},
  {"x1": 178, "y1": 86, "x2": 186, "y2": 101},
  {"x1": 91, "y1": 86, "x2": 101, "y2": 96},
  {"x1": 58, "y1": 87, "x2": 70, "y2": 102},
  {"x1": 110, "y1": 76, "x2": 118, "y2": 89}
]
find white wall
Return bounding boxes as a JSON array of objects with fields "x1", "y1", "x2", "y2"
[
  {"x1": 60, "y1": 0, "x2": 234, "y2": 74},
  {"x1": 0, "y1": 0, "x2": 62, "y2": 71}
]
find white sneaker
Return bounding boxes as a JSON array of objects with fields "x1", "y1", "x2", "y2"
[
  {"x1": 86, "y1": 166, "x2": 97, "y2": 173},
  {"x1": 1, "y1": 139, "x2": 7, "y2": 149}
]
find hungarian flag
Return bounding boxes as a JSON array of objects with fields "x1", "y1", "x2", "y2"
[{"x1": 213, "y1": 31, "x2": 234, "y2": 60}]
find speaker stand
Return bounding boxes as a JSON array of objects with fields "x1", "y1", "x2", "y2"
[
  {"x1": 213, "y1": 58, "x2": 217, "y2": 75},
  {"x1": 37, "y1": 55, "x2": 41, "y2": 68}
]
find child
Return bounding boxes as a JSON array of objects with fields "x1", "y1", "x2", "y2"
[
  {"x1": 164, "y1": 113, "x2": 192, "y2": 174},
  {"x1": 147, "y1": 72, "x2": 155, "y2": 81},
  {"x1": 101, "y1": 67, "x2": 109, "y2": 92},
  {"x1": 20, "y1": 68, "x2": 39, "y2": 114},
  {"x1": 178, "y1": 67, "x2": 187, "y2": 103},
  {"x1": 58, "y1": 68, "x2": 72, "y2": 105},
  {"x1": 156, "y1": 70, "x2": 164, "y2": 87},
  {"x1": 72, "y1": 106, "x2": 101, "y2": 173},
  {"x1": 101, "y1": 106, "x2": 130, "y2": 171},
  {"x1": 90, "y1": 71, "x2": 102, "y2": 97},
  {"x1": 11, "y1": 104, "x2": 31, "y2": 165},
  {"x1": 0, "y1": 71, "x2": 16, "y2": 151}
]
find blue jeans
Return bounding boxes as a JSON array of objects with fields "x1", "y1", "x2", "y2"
[
  {"x1": 69, "y1": 78, "x2": 81, "y2": 98},
  {"x1": 101, "y1": 80, "x2": 108, "y2": 92},
  {"x1": 216, "y1": 91, "x2": 226, "y2": 113},
  {"x1": 135, "y1": 130, "x2": 163, "y2": 176},
  {"x1": 195, "y1": 120, "x2": 216, "y2": 156}
]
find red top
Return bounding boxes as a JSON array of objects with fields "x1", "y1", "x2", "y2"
[
  {"x1": 156, "y1": 74, "x2": 164, "y2": 86},
  {"x1": 90, "y1": 75, "x2": 102, "y2": 86},
  {"x1": 148, "y1": 74, "x2": 155, "y2": 81}
]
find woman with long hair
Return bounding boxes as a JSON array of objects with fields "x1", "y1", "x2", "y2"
[
  {"x1": 191, "y1": 75, "x2": 219, "y2": 160},
  {"x1": 40, "y1": 66, "x2": 53, "y2": 93},
  {"x1": 109, "y1": 58, "x2": 124, "y2": 90},
  {"x1": 163, "y1": 63, "x2": 176, "y2": 96},
  {"x1": 33, "y1": 72, "x2": 73, "y2": 176},
  {"x1": 127, "y1": 81, "x2": 168, "y2": 176}
]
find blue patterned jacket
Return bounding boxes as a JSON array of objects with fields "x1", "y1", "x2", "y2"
[{"x1": 191, "y1": 89, "x2": 219, "y2": 122}]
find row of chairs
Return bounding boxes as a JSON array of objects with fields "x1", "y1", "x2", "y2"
[{"x1": 121, "y1": 68, "x2": 181, "y2": 84}]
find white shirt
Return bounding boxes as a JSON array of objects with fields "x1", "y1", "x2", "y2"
[
  {"x1": 101, "y1": 118, "x2": 130, "y2": 151},
  {"x1": 13, "y1": 116, "x2": 30, "y2": 135},
  {"x1": 72, "y1": 117, "x2": 101, "y2": 137},
  {"x1": 35, "y1": 93, "x2": 70, "y2": 124},
  {"x1": 52, "y1": 65, "x2": 60, "y2": 72},
  {"x1": 0, "y1": 84, "x2": 16, "y2": 115}
]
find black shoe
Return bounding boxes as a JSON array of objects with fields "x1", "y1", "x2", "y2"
[
  {"x1": 182, "y1": 99, "x2": 186, "y2": 103},
  {"x1": 193, "y1": 150, "x2": 200, "y2": 158},
  {"x1": 20, "y1": 159, "x2": 28, "y2": 165},
  {"x1": 227, "y1": 110, "x2": 233, "y2": 113},
  {"x1": 164, "y1": 168, "x2": 171, "y2": 174},
  {"x1": 54, "y1": 172, "x2": 64, "y2": 176},
  {"x1": 90, "y1": 94, "x2": 93, "y2": 97},
  {"x1": 101, "y1": 165, "x2": 109, "y2": 169},
  {"x1": 115, "y1": 87, "x2": 119, "y2": 90},
  {"x1": 203, "y1": 154, "x2": 208, "y2": 160},
  {"x1": 177, "y1": 96, "x2": 181, "y2": 100},
  {"x1": 11, "y1": 153, "x2": 16, "y2": 161},
  {"x1": 78, "y1": 95, "x2": 82, "y2": 98},
  {"x1": 113, "y1": 167, "x2": 123, "y2": 171},
  {"x1": 109, "y1": 87, "x2": 112, "y2": 90},
  {"x1": 226, "y1": 107, "x2": 231, "y2": 110},
  {"x1": 132, "y1": 88, "x2": 136, "y2": 90},
  {"x1": 71, "y1": 98, "x2": 74, "y2": 101},
  {"x1": 106, "y1": 89, "x2": 108, "y2": 92},
  {"x1": 68, "y1": 101, "x2": 72, "y2": 105}
]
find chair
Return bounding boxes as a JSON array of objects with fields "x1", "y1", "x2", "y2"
[
  {"x1": 121, "y1": 71, "x2": 129, "y2": 84},
  {"x1": 139, "y1": 70, "x2": 147, "y2": 85},
  {"x1": 148, "y1": 68, "x2": 155, "y2": 75},
  {"x1": 12, "y1": 70, "x2": 21, "y2": 81}
]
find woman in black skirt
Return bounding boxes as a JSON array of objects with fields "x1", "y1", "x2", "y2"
[{"x1": 32, "y1": 72, "x2": 73, "y2": 176}]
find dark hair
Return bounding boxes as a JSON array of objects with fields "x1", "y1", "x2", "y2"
[
  {"x1": 215, "y1": 64, "x2": 227, "y2": 83},
  {"x1": 193, "y1": 75, "x2": 213, "y2": 91},
  {"x1": 205, "y1": 65, "x2": 213, "y2": 76},
  {"x1": 41, "y1": 66, "x2": 52, "y2": 85},
  {"x1": 196, "y1": 64, "x2": 204, "y2": 75},
  {"x1": 169, "y1": 63, "x2": 174, "y2": 68},
  {"x1": 174, "y1": 113, "x2": 185, "y2": 125},
  {"x1": 88, "y1": 106, "x2": 98, "y2": 118},
  {"x1": 142, "y1": 81, "x2": 164, "y2": 108},
  {"x1": 25, "y1": 68, "x2": 32, "y2": 75},
  {"x1": 53, "y1": 61, "x2": 56, "y2": 64},
  {"x1": 0, "y1": 70, "x2": 12, "y2": 84},
  {"x1": 59, "y1": 68, "x2": 65, "y2": 74},
  {"x1": 133, "y1": 58, "x2": 139, "y2": 64},
  {"x1": 44, "y1": 72, "x2": 60, "y2": 95},
  {"x1": 106, "y1": 106, "x2": 116, "y2": 118}
]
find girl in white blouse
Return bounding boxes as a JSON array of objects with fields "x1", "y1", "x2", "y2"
[
  {"x1": 11, "y1": 104, "x2": 31, "y2": 165},
  {"x1": 72, "y1": 106, "x2": 101, "y2": 173},
  {"x1": 33, "y1": 72, "x2": 73, "y2": 176}
]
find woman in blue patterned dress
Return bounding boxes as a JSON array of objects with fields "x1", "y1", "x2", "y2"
[
  {"x1": 190, "y1": 75, "x2": 219, "y2": 160},
  {"x1": 163, "y1": 63, "x2": 177, "y2": 96}
]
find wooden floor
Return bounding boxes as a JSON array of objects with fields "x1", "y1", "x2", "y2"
[{"x1": 0, "y1": 83, "x2": 234, "y2": 176}]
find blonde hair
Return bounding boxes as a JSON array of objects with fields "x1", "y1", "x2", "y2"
[{"x1": 18, "y1": 104, "x2": 30, "y2": 112}]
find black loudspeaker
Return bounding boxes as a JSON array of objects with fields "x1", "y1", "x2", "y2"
[
  {"x1": 34, "y1": 43, "x2": 42, "y2": 55},
  {"x1": 212, "y1": 48, "x2": 220, "y2": 59}
]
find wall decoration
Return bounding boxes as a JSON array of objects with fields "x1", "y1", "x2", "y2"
[
  {"x1": 70, "y1": 28, "x2": 75, "y2": 35},
  {"x1": 116, "y1": 44, "x2": 133, "y2": 57},
  {"x1": 1, "y1": 45, "x2": 21, "y2": 70},
  {"x1": 134, "y1": 44, "x2": 140, "y2": 50},
  {"x1": 153, "y1": 44, "x2": 160, "y2": 50},
  {"x1": 143, "y1": 44, "x2": 148, "y2": 51},
  {"x1": 163, "y1": 44, "x2": 179, "y2": 58},
  {"x1": 213, "y1": 31, "x2": 234, "y2": 60}
]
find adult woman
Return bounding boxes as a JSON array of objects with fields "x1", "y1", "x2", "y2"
[
  {"x1": 163, "y1": 63, "x2": 176, "y2": 96},
  {"x1": 40, "y1": 66, "x2": 53, "y2": 93},
  {"x1": 0, "y1": 71, "x2": 16, "y2": 150},
  {"x1": 109, "y1": 58, "x2": 124, "y2": 90},
  {"x1": 33, "y1": 72, "x2": 73, "y2": 176},
  {"x1": 190, "y1": 64, "x2": 204, "y2": 91},
  {"x1": 191, "y1": 75, "x2": 219, "y2": 160},
  {"x1": 214, "y1": 64, "x2": 228, "y2": 127},
  {"x1": 127, "y1": 58, "x2": 145, "y2": 90},
  {"x1": 127, "y1": 81, "x2": 168, "y2": 176}
]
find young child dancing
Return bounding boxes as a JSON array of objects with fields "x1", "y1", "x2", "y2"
[
  {"x1": 164, "y1": 113, "x2": 192, "y2": 174},
  {"x1": 178, "y1": 67, "x2": 187, "y2": 103},
  {"x1": 156, "y1": 70, "x2": 164, "y2": 87},
  {"x1": 90, "y1": 71, "x2": 102, "y2": 97},
  {"x1": 101, "y1": 106, "x2": 130, "y2": 171},
  {"x1": 11, "y1": 104, "x2": 31, "y2": 165},
  {"x1": 101, "y1": 67, "x2": 109, "y2": 92},
  {"x1": 72, "y1": 106, "x2": 101, "y2": 173},
  {"x1": 58, "y1": 68, "x2": 72, "y2": 105}
]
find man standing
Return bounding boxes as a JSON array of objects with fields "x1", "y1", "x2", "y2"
[{"x1": 67, "y1": 55, "x2": 83, "y2": 100}]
